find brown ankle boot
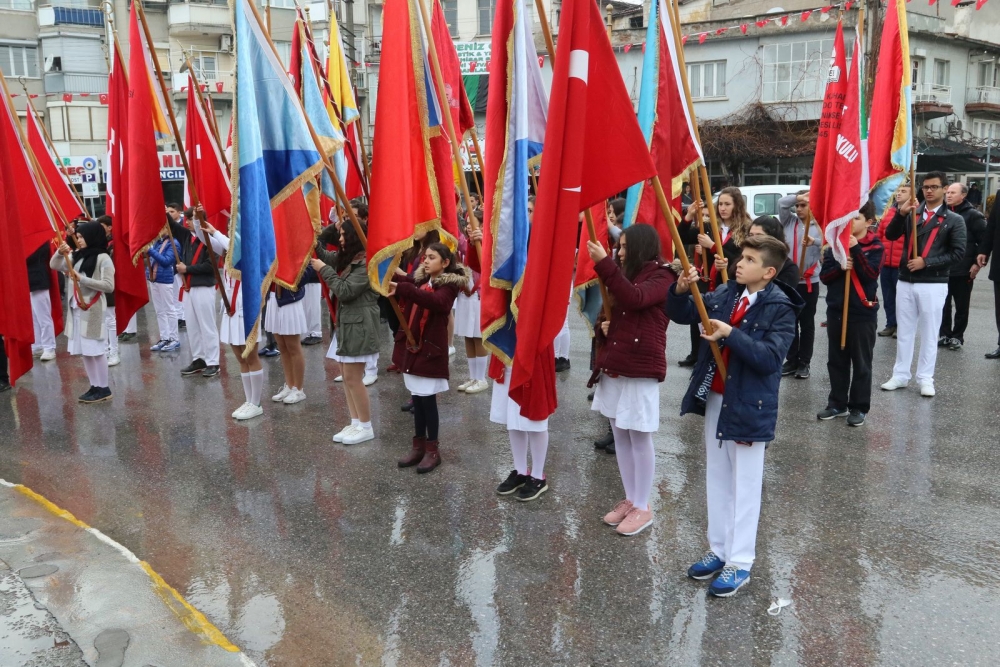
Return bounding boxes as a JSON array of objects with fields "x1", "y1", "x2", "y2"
[
  {"x1": 398, "y1": 437, "x2": 426, "y2": 468},
  {"x1": 416, "y1": 440, "x2": 441, "y2": 474}
]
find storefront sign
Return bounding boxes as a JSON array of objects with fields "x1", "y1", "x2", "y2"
[
  {"x1": 455, "y1": 42, "x2": 491, "y2": 75},
  {"x1": 159, "y1": 152, "x2": 186, "y2": 181},
  {"x1": 57, "y1": 156, "x2": 100, "y2": 185}
]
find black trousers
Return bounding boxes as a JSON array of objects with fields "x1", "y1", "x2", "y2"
[
  {"x1": 994, "y1": 281, "x2": 1000, "y2": 346},
  {"x1": 826, "y1": 316, "x2": 876, "y2": 413},
  {"x1": 940, "y1": 275, "x2": 974, "y2": 342},
  {"x1": 787, "y1": 283, "x2": 820, "y2": 365},
  {"x1": 688, "y1": 323, "x2": 702, "y2": 358}
]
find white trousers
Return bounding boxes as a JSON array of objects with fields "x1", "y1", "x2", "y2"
[
  {"x1": 554, "y1": 311, "x2": 571, "y2": 358},
  {"x1": 105, "y1": 306, "x2": 118, "y2": 355},
  {"x1": 30, "y1": 290, "x2": 56, "y2": 353},
  {"x1": 183, "y1": 286, "x2": 220, "y2": 366},
  {"x1": 892, "y1": 281, "x2": 948, "y2": 384},
  {"x1": 302, "y1": 283, "x2": 323, "y2": 338},
  {"x1": 124, "y1": 313, "x2": 138, "y2": 334},
  {"x1": 172, "y1": 275, "x2": 185, "y2": 321},
  {"x1": 149, "y1": 281, "x2": 179, "y2": 342},
  {"x1": 704, "y1": 392, "x2": 766, "y2": 570}
]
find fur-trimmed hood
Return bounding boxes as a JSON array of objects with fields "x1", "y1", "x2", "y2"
[{"x1": 413, "y1": 263, "x2": 472, "y2": 288}]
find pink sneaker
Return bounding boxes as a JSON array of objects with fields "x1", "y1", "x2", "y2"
[
  {"x1": 603, "y1": 499, "x2": 633, "y2": 526},
  {"x1": 616, "y1": 508, "x2": 653, "y2": 536}
]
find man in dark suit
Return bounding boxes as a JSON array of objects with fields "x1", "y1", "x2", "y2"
[{"x1": 977, "y1": 193, "x2": 1000, "y2": 359}]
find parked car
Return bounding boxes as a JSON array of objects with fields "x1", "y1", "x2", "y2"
[{"x1": 713, "y1": 184, "x2": 809, "y2": 217}]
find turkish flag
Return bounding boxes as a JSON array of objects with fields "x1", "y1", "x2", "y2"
[
  {"x1": 62, "y1": 93, "x2": 73, "y2": 103},
  {"x1": 26, "y1": 104, "x2": 86, "y2": 224},
  {"x1": 108, "y1": 40, "x2": 149, "y2": 331},
  {"x1": 126, "y1": 4, "x2": 167, "y2": 261},
  {"x1": 184, "y1": 74, "x2": 231, "y2": 229},
  {"x1": 507, "y1": 0, "x2": 656, "y2": 418}
]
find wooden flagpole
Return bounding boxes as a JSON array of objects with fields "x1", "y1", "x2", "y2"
[
  {"x1": 135, "y1": 0, "x2": 230, "y2": 313},
  {"x1": 415, "y1": 0, "x2": 482, "y2": 262},
  {"x1": 666, "y1": 0, "x2": 727, "y2": 284},
  {"x1": 243, "y1": 0, "x2": 416, "y2": 347}
]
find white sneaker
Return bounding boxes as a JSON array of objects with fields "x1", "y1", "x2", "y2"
[
  {"x1": 272, "y1": 384, "x2": 292, "y2": 402},
  {"x1": 334, "y1": 375, "x2": 344, "y2": 382},
  {"x1": 448, "y1": 346, "x2": 456, "y2": 356},
  {"x1": 40, "y1": 350, "x2": 56, "y2": 362},
  {"x1": 880, "y1": 377, "x2": 908, "y2": 391},
  {"x1": 362, "y1": 373, "x2": 378, "y2": 387},
  {"x1": 464, "y1": 379, "x2": 489, "y2": 394},
  {"x1": 283, "y1": 388, "x2": 306, "y2": 404},
  {"x1": 919, "y1": 381, "x2": 936, "y2": 397},
  {"x1": 232, "y1": 402, "x2": 251, "y2": 418},
  {"x1": 342, "y1": 424, "x2": 375, "y2": 445},
  {"x1": 32, "y1": 349, "x2": 42, "y2": 358},
  {"x1": 235, "y1": 403, "x2": 264, "y2": 420},
  {"x1": 107, "y1": 353, "x2": 121, "y2": 367},
  {"x1": 456, "y1": 379, "x2": 474, "y2": 392},
  {"x1": 332, "y1": 424, "x2": 357, "y2": 443}
]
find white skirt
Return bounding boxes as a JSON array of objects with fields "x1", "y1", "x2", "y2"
[
  {"x1": 264, "y1": 292, "x2": 308, "y2": 336},
  {"x1": 404, "y1": 373, "x2": 448, "y2": 396},
  {"x1": 219, "y1": 280, "x2": 246, "y2": 346},
  {"x1": 454, "y1": 290, "x2": 481, "y2": 339},
  {"x1": 591, "y1": 374, "x2": 660, "y2": 432},
  {"x1": 67, "y1": 307, "x2": 106, "y2": 356},
  {"x1": 490, "y1": 365, "x2": 548, "y2": 432},
  {"x1": 326, "y1": 332, "x2": 380, "y2": 364}
]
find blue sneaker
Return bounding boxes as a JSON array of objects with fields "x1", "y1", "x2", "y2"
[
  {"x1": 150, "y1": 340, "x2": 167, "y2": 351},
  {"x1": 687, "y1": 551, "x2": 726, "y2": 580},
  {"x1": 161, "y1": 340, "x2": 181, "y2": 352},
  {"x1": 708, "y1": 565, "x2": 750, "y2": 597}
]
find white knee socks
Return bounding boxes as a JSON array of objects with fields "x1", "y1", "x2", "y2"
[
  {"x1": 509, "y1": 429, "x2": 529, "y2": 475},
  {"x1": 469, "y1": 355, "x2": 488, "y2": 381},
  {"x1": 249, "y1": 369, "x2": 264, "y2": 406},
  {"x1": 611, "y1": 418, "x2": 655, "y2": 511},
  {"x1": 82, "y1": 354, "x2": 109, "y2": 388},
  {"x1": 528, "y1": 430, "x2": 549, "y2": 479},
  {"x1": 241, "y1": 372, "x2": 252, "y2": 404}
]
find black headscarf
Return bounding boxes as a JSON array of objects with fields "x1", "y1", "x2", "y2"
[{"x1": 72, "y1": 222, "x2": 109, "y2": 278}]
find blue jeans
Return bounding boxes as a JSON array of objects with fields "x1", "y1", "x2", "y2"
[{"x1": 880, "y1": 266, "x2": 899, "y2": 327}]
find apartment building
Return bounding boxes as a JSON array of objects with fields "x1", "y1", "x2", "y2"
[{"x1": 0, "y1": 0, "x2": 367, "y2": 210}]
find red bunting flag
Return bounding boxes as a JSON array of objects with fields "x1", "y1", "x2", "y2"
[
  {"x1": 977, "y1": 0, "x2": 988, "y2": 9},
  {"x1": 62, "y1": 93, "x2": 73, "y2": 102},
  {"x1": 624, "y1": 43, "x2": 632, "y2": 52},
  {"x1": 801, "y1": 10, "x2": 812, "y2": 20},
  {"x1": 756, "y1": 19, "x2": 770, "y2": 27},
  {"x1": 507, "y1": 0, "x2": 656, "y2": 418},
  {"x1": 715, "y1": 27, "x2": 727, "y2": 35},
  {"x1": 682, "y1": 34, "x2": 689, "y2": 45},
  {"x1": 740, "y1": 24, "x2": 748, "y2": 34},
  {"x1": 99, "y1": 93, "x2": 109, "y2": 104},
  {"x1": 698, "y1": 32, "x2": 708, "y2": 44},
  {"x1": 780, "y1": 15, "x2": 790, "y2": 26}
]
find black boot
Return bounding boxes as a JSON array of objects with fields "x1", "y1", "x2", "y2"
[{"x1": 594, "y1": 426, "x2": 614, "y2": 451}]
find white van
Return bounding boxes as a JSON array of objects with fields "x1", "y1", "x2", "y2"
[{"x1": 713, "y1": 185, "x2": 808, "y2": 218}]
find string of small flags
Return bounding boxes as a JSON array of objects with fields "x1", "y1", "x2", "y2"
[
  {"x1": 9, "y1": 82, "x2": 227, "y2": 104},
  {"x1": 532, "y1": 0, "x2": 989, "y2": 61}
]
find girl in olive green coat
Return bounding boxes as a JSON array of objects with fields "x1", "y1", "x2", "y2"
[{"x1": 310, "y1": 221, "x2": 381, "y2": 445}]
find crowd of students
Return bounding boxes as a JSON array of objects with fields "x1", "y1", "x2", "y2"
[{"x1": 1, "y1": 173, "x2": 997, "y2": 600}]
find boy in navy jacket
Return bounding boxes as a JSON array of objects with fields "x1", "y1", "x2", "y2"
[
  {"x1": 818, "y1": 202, "x2": 884, "y2": 426},
  {"x1": 667, "y1": 235, "x2": 803, "y2": 597}
]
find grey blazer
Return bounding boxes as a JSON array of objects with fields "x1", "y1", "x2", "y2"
[{"x1": 50, "y1": 253, "x2": 115, "y2": 340}]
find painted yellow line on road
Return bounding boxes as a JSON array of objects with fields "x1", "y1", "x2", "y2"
[{"x1": 3, "y1": 480, "x2": 243, "y2": 655}]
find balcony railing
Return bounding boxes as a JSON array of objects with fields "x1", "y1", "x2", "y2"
[
  {"x1": 167, "y1": 2, "x2": 229, "y2": 29},
  {"x1": 913, "y1": 82, "x2": 952, "y2": 106},
  {"x1": 44, "y1": 72, "x2": 108, "y2": 94},
  {"x1": 968, "y1": 86, "x2": 1000, "y2": 106},
  {"x1": 37, "y1": 4, "x2": 103, "y2": 26}
]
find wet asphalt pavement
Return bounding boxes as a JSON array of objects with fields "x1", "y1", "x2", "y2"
[{"x1": 1, "y1": 282, "x2": 1000, "y2": 666}]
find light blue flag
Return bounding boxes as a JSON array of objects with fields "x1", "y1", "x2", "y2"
[{"x1": 623, "y1": 0, "x2": 660, "y2": 229}]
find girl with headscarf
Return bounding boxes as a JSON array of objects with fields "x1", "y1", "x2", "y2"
[{"x1": 50, "y1": 222, "x2": 116, "y2": 403}]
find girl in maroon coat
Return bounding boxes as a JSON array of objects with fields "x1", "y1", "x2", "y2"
[
  {"x1": 389, "y1": 243, "x2": 470, "y2": 473},
  {"x1": 586, "y1": 224, "x2": 675, "y2": 536}
]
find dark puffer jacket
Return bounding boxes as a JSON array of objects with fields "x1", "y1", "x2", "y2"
[
  {"x1": 667, "y1": 278, "x2": 804, "y2": 442},
  {"x1": 589, "y1": 257, "x2": 674, "y2": 385},
  {"x1": 948, "y1": 199, "x2": 986, "y2": 277},
  {"x1": 392, "y1": 265, "x2": 469, "y2": 379}
]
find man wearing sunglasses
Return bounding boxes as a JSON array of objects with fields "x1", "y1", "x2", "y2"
[{"x1": 880, "y1": 172, "x2": 967, "y2": 397}]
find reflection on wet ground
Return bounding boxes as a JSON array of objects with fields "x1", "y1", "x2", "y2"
[{"x1": 2, "y1": 290, "x2": 1000, "y2": 666}]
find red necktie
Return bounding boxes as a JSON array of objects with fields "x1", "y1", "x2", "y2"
[
  {"x1": 711, "y1": 296, "x2": 750, "y2": 394},
  {"x1": 923, "y1": 208, "x2": 935, "y2": 226}
]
